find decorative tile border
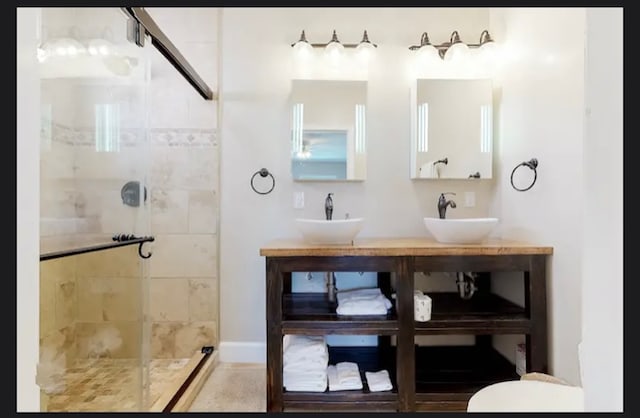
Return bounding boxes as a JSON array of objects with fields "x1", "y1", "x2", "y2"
[
  {"x1": 47, "y1": 123, "x2": 75, "y2": 146},
  {"x1": 49, "y1": 126, "x2": 217, "y2": 148},
  {"x1": 74, "y1": 127, "x2": 145, "y2": 148},
  {"x1": 149, "y1": 129, "x2": 217, "y2": 148}
]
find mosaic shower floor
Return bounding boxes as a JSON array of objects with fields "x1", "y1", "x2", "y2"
[{"x1": 46, "y1": 358, "x2": 190, "y2": 412}]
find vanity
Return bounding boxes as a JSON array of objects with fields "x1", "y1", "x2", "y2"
[{"x1": 260, "y1": 238, "x2": 552, "y2": 412}]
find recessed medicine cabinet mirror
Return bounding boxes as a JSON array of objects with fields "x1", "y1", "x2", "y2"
[
  {"x1": 290, "y1": 79, "x2": 367, "y2": 181},
  {"x1": 410, "y1": 78, "x2": 493, "y2": 180}
]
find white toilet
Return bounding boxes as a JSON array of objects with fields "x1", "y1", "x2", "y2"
[{"x1": 466, "y1": 379, "x2": 584, "y2": 412}]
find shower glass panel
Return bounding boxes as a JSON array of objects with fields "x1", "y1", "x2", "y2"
[{"x1": 38, "y1": 7, "x2": 152, "y2": 412}]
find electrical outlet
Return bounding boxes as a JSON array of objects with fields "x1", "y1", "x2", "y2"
[
  {"x1": 464, "y1": 191, "x2": 475, "y2": 207},
  {"x1": 294, "y1": 191, "x2": 304, "y2": 209}
]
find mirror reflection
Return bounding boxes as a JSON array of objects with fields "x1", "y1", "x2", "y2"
[
  {"x1": 410, "y1": 78, "x2": 493, "y2": 180},
  {"x1": 290, "y1": 79, "x2": 367, "y2": 181}
]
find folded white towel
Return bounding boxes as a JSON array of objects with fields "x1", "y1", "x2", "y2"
[
  {"x1": 283, "y1": 334, "x2": 326, "y2": 351},
  {"x1": 335, "y1": 362, "x2": 361, "y2": 385},
  {"x1": 365, "y1": 370, "x2": 393, "y2": 392},
  {"x1": 284, "y1": 372, "x2": 327, "y2": 392},
  {"x1": 283, "y1": 335, "x2": 327, "y2": 359},
  {"x1": 284, "y1": 370, "x2": 327, "y2": 383},
  {"x1": 336, "y1": 295, "x2": 391, "y2": 315},
  {"x1": 284, "y1": 344, "x2": 328, "y2": 360},
  {"x1": 337, "y1": 288, "x2": 391, "y2": 307},
  {"x1": 283, "y1": 356, "x2": 329, "y2": 372},
  {"x1": 336, "y1": 288, "x2": 392, "y2": 316},
  {"x1": 327, "y1": 365, "x2": 363, "y2": 391}
]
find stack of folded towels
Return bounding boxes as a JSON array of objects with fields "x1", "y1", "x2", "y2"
[
  {"x1": 327, "y1": 362, "x2": 363, "y2": 391},
  {"x1": 336, "y1": 287, "x2": 392, "y2": 316},
  {"x1": 282, "y1": 335, "x2": 328, "y2": 392}
]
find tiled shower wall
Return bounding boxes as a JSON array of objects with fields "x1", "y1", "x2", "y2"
[
  {"x1": 145, "y1": 7, "x2": 220, "y2": 358},
  {"x1": 39, "y1": 7, "x2": 220, "y2": 368}
]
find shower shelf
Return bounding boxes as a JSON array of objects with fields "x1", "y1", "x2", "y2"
[{"x1": 40, "y1": 234, "x2": 155, "y2": 261}]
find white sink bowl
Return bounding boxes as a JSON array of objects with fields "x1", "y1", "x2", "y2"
[
  {"x1": 423, "y1": 217, "x2": 499, "y2": 244},
  {"x1": 295, "y1": 218, "x2": 364, "y2": 245}
]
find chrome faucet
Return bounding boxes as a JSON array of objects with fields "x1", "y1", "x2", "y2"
[
  {"x1": 325, "y1": 193, "x2": 334, "y2": 220},
  {"x1": 437, "y1": 192, "x2": 457, "y2": 219}
]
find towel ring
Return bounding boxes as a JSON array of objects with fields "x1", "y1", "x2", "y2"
[
  {"x1": 510, "y1": 158, "x2": 538, "y2": 192},
  {"x1": 251, "y1": 168, "x2": 275, "y2": 195}
]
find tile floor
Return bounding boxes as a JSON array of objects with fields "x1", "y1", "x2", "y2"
[
  {"x1": 188, "y1": 363, "x2": 266, "y2": 412},
  {"x1": 45, "y1": 358, "x2": 190, "y2": 412}
]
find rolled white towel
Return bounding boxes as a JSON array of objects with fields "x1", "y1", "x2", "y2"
[
  {"x1": 414, "y1": 292, "x2": 432, "y2": 322},
  {"x1": 365, "y1": 370, "x2": 393, "y2": 392},
  {"x1": 327, "y1": 365, "x2": 363, "y2": 391}
]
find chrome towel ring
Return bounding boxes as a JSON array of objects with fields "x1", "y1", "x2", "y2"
[
  {"x1": 510, "y1": 158, "x2": 538, "y2": 192},
  {"x1": 251, "y1": 168, "x2": 275, "y2": 195}
]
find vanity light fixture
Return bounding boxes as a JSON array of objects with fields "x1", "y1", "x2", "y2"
[
  {"x1": 443, "y1": 31, "x2": 469, "y2": 61},
  {"x1": 356, "y1": 30, "x2": 376, "y2": 51},
  {"x1": 291, "y1": 29, "x2": 378, "y2": 50},
  {"x1": 409, "y1": 30, "x2": 495, "y2": 60},
  {"x1": 324, "y1": 30, "x2": 345, "y2": 61},
  {"x1": 414, "y1": 32, "x2": 440, "y2": 62},
  {"x1": 38, "y1": 38, "x2": 88, "y2": 62},
  {"x1": 291, "y1": 30, "x2": 313, "y2": 56}
]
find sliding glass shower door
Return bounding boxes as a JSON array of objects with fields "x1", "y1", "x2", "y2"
[{"x1": 38, "y1": 7, "x2": 152, "y2": 412}]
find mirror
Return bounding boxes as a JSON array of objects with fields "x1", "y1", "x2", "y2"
[
  {"x1": 290, "y1": 79, "x2": 367, "y2": 181},
  {"x1": 410, "y1": 78, "x2": 493, "y2": 179}
]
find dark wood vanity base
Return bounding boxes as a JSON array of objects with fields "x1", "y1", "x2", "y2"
[{"x1": 261, "y1": 238, "x2": 552, "y2": 412}]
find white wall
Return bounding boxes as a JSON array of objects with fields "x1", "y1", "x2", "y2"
[
  {"x1": 219, "y1": 7, "x2": 495, "y2": 359},
  {"x1": 581, "y1": 8, "x2": 623, "y2": 412},
  {"x1": 489, "y1": 8, "x2": 586, "y2": 385},
  {"x1": 17, "y1": 7, "x2": 42, "y2": 412}
]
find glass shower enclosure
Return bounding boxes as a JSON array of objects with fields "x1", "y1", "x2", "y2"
[
  {"x1": 37, "y1": 7, "x2": 216, "y2": 411},
  {"x1": 38, "y1": 7, "x2": 151, "y2": 412}
]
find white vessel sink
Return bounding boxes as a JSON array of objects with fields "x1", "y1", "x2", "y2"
[
  {"x1": 295, "y1": 218, "x2": 364, "y2": 245},
  {"x1": 423, "y1": 217, "x2": 499, "y2": 244}
]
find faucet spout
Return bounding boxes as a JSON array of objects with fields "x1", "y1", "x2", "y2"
[
  {"x1": 437, "y1": 192, "x2": 457, "y2": 219},
  {"x1": 325, "y1": 193, "x2": 334, "y2": 220}
]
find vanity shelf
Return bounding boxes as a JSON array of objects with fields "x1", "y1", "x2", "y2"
[
  {"x1": 415, "y1": 292, "x2": 529, "y2": 335},
  {"x1": 283, "y1": 346, "x2": 397, "y2": 412},
  {"x1": 283, "y1": 293, "x2": 398, "y2": 335},
  {"x1": 261, "y1": 238, "x2": 552, "y2": 412},
  {"x1": 414, "y1": 345, "x2": 519, "y2": 411}
]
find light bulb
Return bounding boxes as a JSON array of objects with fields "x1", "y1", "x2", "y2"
[
  {"x1": 356, "y1": 30, "x2": 376, "y2": 61},
  {"x1": 88, "y1": 39, "x2": 114, "y2": 57},
  {"x1": 293, "y1": 40, "x2": 313, "y2": 58},
  {"x1": 416, "y1": 44, "x2": 440, "y2": 63},
  {"x1": 36, "y1": 47, "x2": 47, "y2": 63},
  {"x1": 479, "y1": 41, "x2": 496, "y2": 60},
  {"x1": 444, "y1": 42, "x2": 469, "y2": 62},
  {"x1": 356, "y1": 41, "x2": 375, "y2": 61},
  {"x1": 325, "y1": 41, "x2": 344, "y2": 64}
]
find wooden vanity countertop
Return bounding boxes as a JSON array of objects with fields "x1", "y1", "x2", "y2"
[{"x1": 259, "y1": 237, "x2": 553, "y2": 257}]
